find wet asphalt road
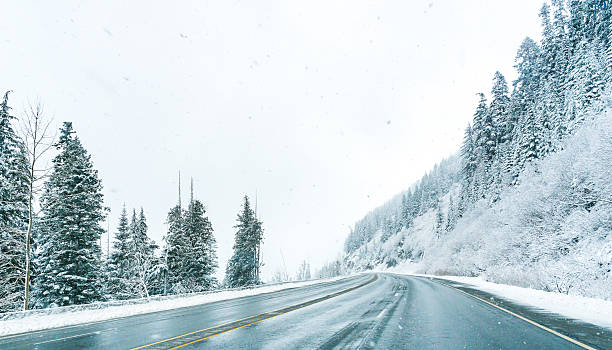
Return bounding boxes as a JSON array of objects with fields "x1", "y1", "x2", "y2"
[{"x1": 0, "y1": 273, "x2": 608, "y2": 349}]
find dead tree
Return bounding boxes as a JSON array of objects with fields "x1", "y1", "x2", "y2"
[{"x1": 19, "y1": 102, "x2": 55, "y2": 310}]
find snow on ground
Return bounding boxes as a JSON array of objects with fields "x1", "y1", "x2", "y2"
[
  {"x1": 438, "y1": 275, "x2": 612, "y2": 331},
  {"x1": 0, "y1": 276, "x2": 346, "y2": 336},
  {"x1": 383, "y1": 262, "x2": 612, "y2": 331}
]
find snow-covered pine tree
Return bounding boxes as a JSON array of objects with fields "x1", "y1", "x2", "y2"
[
  {"x1": 470, "y1": 93, "x2": 493, "y2": 199},
  {"x1": 434, "y1": 201, "x2": 444, "y2": 239},
  {"x1": 0, "y1": 91, "x2": 29, "y2": 312},
  {"x1": 446, "y1": 194, "x2": 457, "y2": 232},
  {"x1": 182, "y1": 181, "x2": 218, "y2": 291},
  {"x1": 33, "y1": 122, "x2": 105, "y2": 308},
  {"x1": 399, "y1": 194, "x2": 408, "y2": 228},
  {"x1": 129, "y1": 208, "x2": 158, "y2": 298},
  {"x1": 137, "y1": 208, "x2": 157, "y2": 259},
  {"x1": 551, "y1": 0, "x2": 570, "y2": 89},
  {"x1": 107, "y1": 205, "x2": 131, "y2": 299},
  {"x1": 490, "y1": 72, "x2": 513, "y2": 144},
  {"x1": 537, "y1": 1, "x2": 572, "y2": 152},
  {"x1": 381, "y1": 217, "x2": 394, "y2": 242},
  {"x1": 567, "y1": 0, "x2": 586, "y2": 53},
  {"x1": 165, "y1": 200, "x2": 189, "y2": 293},
  {"x1": 584, "y1": 0, "x2": 611, "y2": 50},
  {"x1": 460, "y1": 124, "x2": 477, "y2": 204},
  {"x1": 510, "y1": 37, "x2": 544, "y2": 173},
  {"x1": 535, "y1": 4, "x2": 556, "y2": 154},
  {"x1": 565, "y1": 39, "x2": 608, "y2": 134},
  {"x1": 225, "y1": 195, "x2": 263, "y2": 288},
  {"x1": 488, "y1": 72, "x2": 513, "y2": 198}
]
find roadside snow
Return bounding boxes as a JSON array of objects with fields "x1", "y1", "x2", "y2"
[
  {"x1": 0, "y1": 277, "x2": 345, "y2": 337},
  {"x1": 392, "y1": 269, "x2": 612, "y2": 331}
]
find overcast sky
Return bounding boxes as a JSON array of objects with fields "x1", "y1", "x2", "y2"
[{"x1": 1, "y1": 0, "x2": 544, "y2": 280}]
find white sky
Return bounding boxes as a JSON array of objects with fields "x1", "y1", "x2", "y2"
[{"x1": 1, "y1": 0, "x2": 543, "y2": 281}]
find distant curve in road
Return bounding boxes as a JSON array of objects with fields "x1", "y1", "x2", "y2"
[{"x1": 0, "y1": 273, "x2": 609, "y2": 349}]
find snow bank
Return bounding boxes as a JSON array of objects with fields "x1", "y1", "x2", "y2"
[
  {"x1": 0, "y1": 276, "x2": 345, "y2": 336},
  {"x1": 393, "y1": 271, "x2": 612, "y2": 331}
]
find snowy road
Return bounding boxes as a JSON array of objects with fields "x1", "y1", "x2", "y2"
[{"x1": 0, "y1": 273, "x2": 609, "y2": 349}]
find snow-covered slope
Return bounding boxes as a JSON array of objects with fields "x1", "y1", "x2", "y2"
[{"x1": 344, "y1": 102, "x2": 612, "y2": 301}]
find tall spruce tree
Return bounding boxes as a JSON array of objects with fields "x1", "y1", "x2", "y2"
[
  {"x1": 460, "y1": 124, "x2": 477, "y2": 203},
  {"x1": 470, "y1": 93, "x2": 492, "y2": 198},
  {"x1": 490, "y1": 72, "x2": 513, "y2": 144},
  {"x1": 489, "y1": 72, "x2": 513, "y2": 197},
  {"x1": 182, "y1": 181, "x2": 218, "y2": 291},
  {"x1": 108, "y1": 205, "x2": 131, "y2": 299},
  {"x1": 165, "y1": 198, "x2": 189, "y2": 293},
  {"x1": 225, "y1": 196, "x2": 263, "y2": 288},
  {"x1": 512, "y1": 37, "x2": 542, "y2": 173},
  {"x1": 33, "y1": 122, "x2": 105, "y2": 308},
  {"x1": 0, "y1": 91, "x2": 29, "y2": 312}
]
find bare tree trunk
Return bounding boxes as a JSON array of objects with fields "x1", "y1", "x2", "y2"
[
  {"x1": 20, "y1": 103, "x2": 55, "y2": 311},
  {"x1": 23, "y1": 165, "x2": 34, "y2": 311}
]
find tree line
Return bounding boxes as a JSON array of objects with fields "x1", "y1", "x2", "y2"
[
  {"x1": 344, "y1": 0, "x2": 611, "y2": 257},
  {"x1": 0, "y1": 95, "x2": 264, "y2": 312}
]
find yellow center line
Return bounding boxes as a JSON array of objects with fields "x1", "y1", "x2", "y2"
[
  {"x1": 167, "y1": 312, "x2": 284, "y2": 350},
  {"x1": 430, "y1": 278, "x2": 597, "y2": 350},
  {"x1": 129, "y1": 311, "x2": 270, "y2": 350},
  {"x1": 131, "y1": 274, "x2": 377, "y2": 350}
]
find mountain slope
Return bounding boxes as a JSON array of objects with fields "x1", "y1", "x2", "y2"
[{"x1": 344, "y1": 98, "x2": 611, "y2": 300}]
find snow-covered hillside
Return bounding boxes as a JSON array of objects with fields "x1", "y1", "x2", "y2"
[
  {"x1": 345, "y1": 100, "x2": 612, "y2": 300},
  {"x1": 340, "y1": 0, "x2": 611, "y2": 301}
]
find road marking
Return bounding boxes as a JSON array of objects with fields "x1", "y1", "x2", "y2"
[
  {"x1": 166, "y1": 313, "x2": 281, "y2": 350},
  {"x1": 30, "y1": 327, "x2": 119, "y2": 346},
  {"x1": 432, "y1": 279, "x2": 597, "y2": 350},
  {"x1": 132, "y1": 274, "x2": 378, "y2": 349},
  {"x1": 129, "y1": 311, "x2": 271, "y2": 350},
  {"x1": 33, "y1": 330, "x2": 103, "y2": 345}
]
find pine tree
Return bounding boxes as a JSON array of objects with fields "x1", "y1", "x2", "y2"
[
  {"x1": 565, "y1": 39, "x2": 607, "y2": 133},
  {"x1": 446, "y1": 194, "x2": 457, "y2": 231},
  {"x1": 460, "y1": 124, "x2": 477, "y2": 203},
  {"x1": 490, "y1": 72, "x2": 513, "y2": 144},
  {"x1": 129, "y1": 208, "x2": 158, "y2": 298},
  {"x1": 488, "y1": 71, "x2": 513, "y2": 196},
  {"x1": 537, "y1": 1, "x2": 571, "y2": 151},
  {"x1": 567, "y1": 0, "x2": 586, "y2": 53},
  {"x1": 33, "y1": 122, "x2": 105, "y2": 308},
  {"x1": 108, "y1": 205, "x2": 131, "y2": 299},
  {"x1": 511, "y1": 37, "x2": 544, "y2": 174},
  {"x1": 165, "y1": 203, "x2": 188, "y2": 293},
  {"x1": 0, "y1": 91, "x2": 29, "y2": 312},
  {"x1": 471, "y1": 93, "x2": 494, "y2": 198},
  {"x1": 182, "y1": 181, "x2": 218, "y2": 291},
  {"x1": 225, "y1": 196, "x2": 263, "y2": 288},
  {"x1": 400, "y1": 194, "x2": 412, "y2": 229},
  {"x1": 434, "y1": 201, "x2": 444, "y2": 239}
]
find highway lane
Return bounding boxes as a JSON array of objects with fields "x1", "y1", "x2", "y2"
[
  {"x1": 197, "y1": 274, "x2": 601, "y2": 349},
  {"x1": 0, "y1": 273, "x2": 608, "y2": 349},
  {"x1": 0, "y1": 275, "x2": 371, "y2": 349}
]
